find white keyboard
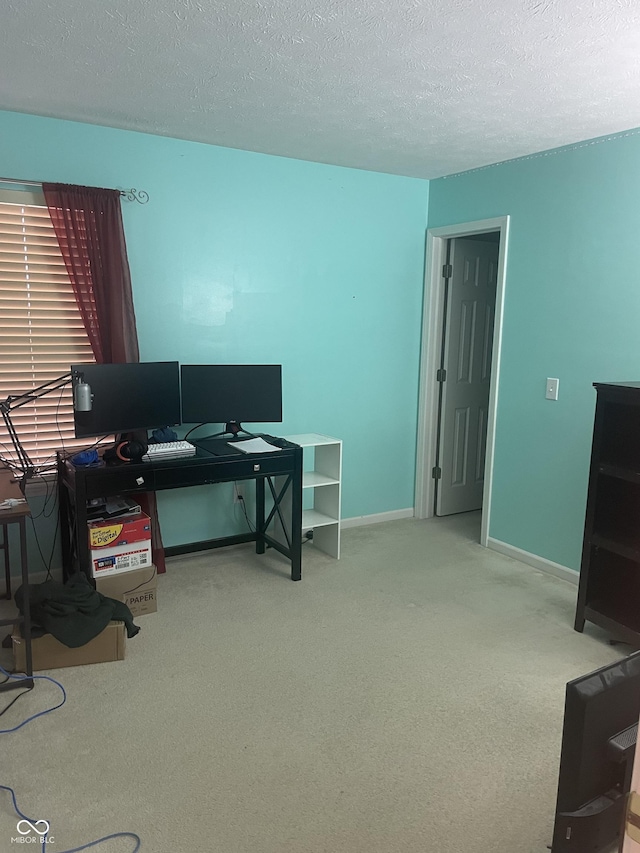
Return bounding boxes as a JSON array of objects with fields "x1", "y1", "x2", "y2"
[{"x1": 142, "y1": 440, "x2": 196, "y2": 461}]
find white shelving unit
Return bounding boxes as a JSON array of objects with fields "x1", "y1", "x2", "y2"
[{"x1": 283, "y1": 433, "x2": 342, "y2": 559}]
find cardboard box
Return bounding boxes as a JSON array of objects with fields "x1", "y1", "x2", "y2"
[
  {"x1": 12, "y1": 621, "x2": 126, "y2": 672},
  {"x1": 88, "y1": 511, "x2": 150, "y2": 549},
  {"x1": 96, "y1": 565, "x2": 158, "y2": 617},
  {"x1": 88, "y1": 511, "x2": 152, "y2": 577},
  {"x1": 91, "y1": 540, "x2": 153, "y2": 577}
]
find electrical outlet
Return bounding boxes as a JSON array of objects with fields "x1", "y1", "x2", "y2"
[{"x1": 234, "y1": 482, "x2": 245, "y2": 503}]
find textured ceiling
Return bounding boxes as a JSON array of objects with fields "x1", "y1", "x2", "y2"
[{"x1": 2, "y1": 0, "x2": 640, "y2": 179}]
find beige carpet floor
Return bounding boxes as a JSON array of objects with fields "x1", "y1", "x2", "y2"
[{"x1": 0, "y1": 513, "x2": 624, "y2": 853}]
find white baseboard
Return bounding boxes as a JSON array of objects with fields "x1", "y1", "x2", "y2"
[
  {"x1": 487, "y1": 537, "x2": 579, "y2": 585},
  {"x1": 341, "y1": 508, "x2": 414, "y2": 529}
]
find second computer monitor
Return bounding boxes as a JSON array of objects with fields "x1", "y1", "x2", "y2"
[{"x1": 180, "y1": 364, "x2": 282, "y2": 432}]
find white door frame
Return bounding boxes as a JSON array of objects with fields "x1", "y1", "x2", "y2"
[{"x1": 414, "y1": 216, "x2": 510, "y2": 546}]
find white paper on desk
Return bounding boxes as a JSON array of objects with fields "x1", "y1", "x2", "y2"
[{"x1": 229, "y1": 438, "x2": 282, "y2": 454}]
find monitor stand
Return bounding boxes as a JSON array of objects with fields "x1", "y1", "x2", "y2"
[
  {"x1": 192, "y1": 422, "x2": 263, "y2": 456},
  {"x1": 226, "y1": 420, "x2": 244, "y2": 437},
  {"x1": 204, "y1": 421, "x2": 256, "y2": 440}
]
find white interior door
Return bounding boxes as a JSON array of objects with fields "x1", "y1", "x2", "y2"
[{"x1": 436, "y1": 237, "x2": 498, "y2": 516}]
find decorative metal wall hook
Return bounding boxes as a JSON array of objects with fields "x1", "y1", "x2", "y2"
[{"x1": 120, "y1": 188, "x2": 149, "y2": 204}]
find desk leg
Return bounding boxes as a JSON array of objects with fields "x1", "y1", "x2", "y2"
[
  {"x1": 2, "y1": 524, "x2": 10, "y2": 600},
  {"x1": 256, "y1": 477, "x2": 266, "y2": 555},
  {"x1": 291, "y1": 447, "x2": 303, "y2": 582},
  {"x1": 19, "y1": 517, "x2": 33, "y2": 686},
  {"x1": 75, "y1": 475, "x2": 90, "y2": 581},
  {"x1": 58, "y1": 456, "x2": 91, "y2": 582},
  {"x1": 57, "y1": 456, "x2": 73, "y2": 580}
]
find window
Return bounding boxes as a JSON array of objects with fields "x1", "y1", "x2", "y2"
[{"x1": 0, "y1": 189, "x2": 95, "y2": 473}]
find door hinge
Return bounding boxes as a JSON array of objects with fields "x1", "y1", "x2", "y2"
[
  {"x1": 436, "y1": 368, "x2": 446, "y2": 382},
  {"x1": 442, "y1": 263, "x2": 452, "y2": 278},
  {"x1": 432, "y1": 466, "x2": 442, "y2": 480}
]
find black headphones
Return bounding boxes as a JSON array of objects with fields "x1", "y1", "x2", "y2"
[{"x1": 104, "y1": 431, "x2": 148, "y2": 465}]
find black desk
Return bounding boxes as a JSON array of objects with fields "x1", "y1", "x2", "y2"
[{"x1": 57, "y1": 436, "x2": 304, "y2": 582}]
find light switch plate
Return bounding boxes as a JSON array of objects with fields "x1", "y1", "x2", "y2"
[{"x1": 546, "y1": 378, "x2": 559, "y2": 401}]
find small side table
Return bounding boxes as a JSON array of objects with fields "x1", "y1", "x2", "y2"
[{"x1": 0, "y1": 467, "x2": 33, "y2": 690}]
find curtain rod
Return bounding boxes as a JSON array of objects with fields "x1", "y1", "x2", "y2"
[{"x1": 0, "y1": 176, "x2": 149, "y2": 204}]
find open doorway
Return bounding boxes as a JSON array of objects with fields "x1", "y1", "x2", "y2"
[{"x1": 414, "y1": 217, "x2": 510, "y2": 546}]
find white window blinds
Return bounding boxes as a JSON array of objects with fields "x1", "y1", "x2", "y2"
[{"x1": 0, "y1": 190, "x2": 95, "y2": 472}]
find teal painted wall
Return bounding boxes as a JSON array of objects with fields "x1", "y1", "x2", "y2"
[
  {"x1": 428, "y1": 129, "x2": 640, "y2": 570},
  {"x1": 0, "y1": 110, "x2": 429, "y2": 567}
]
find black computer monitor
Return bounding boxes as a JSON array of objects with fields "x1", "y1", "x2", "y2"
[
  {"x1": 180, "y1": 364, "x2": 282, "y2": 436},
  {"x1": 72, "y1": 361, "x2": 181, "y2": 439},
  {"x1": 550, "y1": 649, "x2": 640, "y2": 852}
]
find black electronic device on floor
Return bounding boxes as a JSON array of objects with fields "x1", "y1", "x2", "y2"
[{"x1": 550, "y1": 650, "x2": 640, "y2": 851}]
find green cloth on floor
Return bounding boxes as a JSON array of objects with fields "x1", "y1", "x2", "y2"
[{"x1": 15, "y1": 572, "x2": 140, "y2": 647}]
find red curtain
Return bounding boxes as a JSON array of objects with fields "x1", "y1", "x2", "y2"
[{"x1": 43, "y1": 183, "x2": 166, "y2": 573}]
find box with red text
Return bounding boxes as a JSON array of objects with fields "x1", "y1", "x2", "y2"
[{"x1": 88, "y1": 512, "x2": 152, "y2": 577}]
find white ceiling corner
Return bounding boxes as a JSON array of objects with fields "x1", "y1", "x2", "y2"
[{"x1": 2, "y1": 0, "x2": 640, "y2": 179}]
